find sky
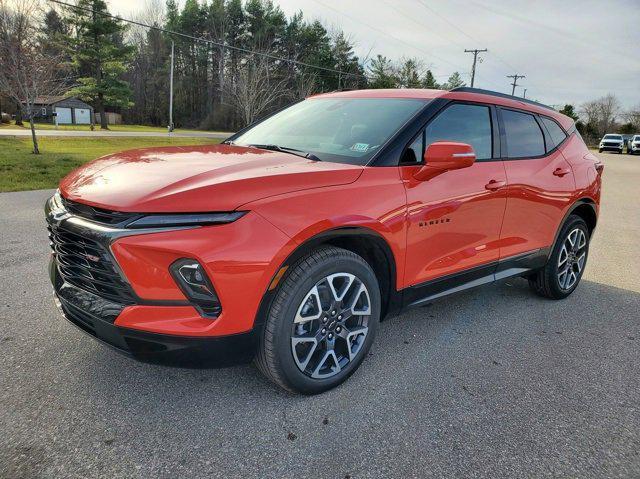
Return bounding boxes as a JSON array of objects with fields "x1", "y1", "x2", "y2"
[{"x1": 107, "y1": 0, "x2": 640, "y2": 110}]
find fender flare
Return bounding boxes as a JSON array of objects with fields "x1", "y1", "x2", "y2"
[
  {"x1": 548, "y1": 198, "x2": 597, "y2": 258},
  {"x1": 252, "y1": 226, "x2": 400, "y2": 332}
]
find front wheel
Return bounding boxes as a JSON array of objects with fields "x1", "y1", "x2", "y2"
[
  {"x1": 255, "y1": 246, "x2": 381, "y2": 394},
  {"x1": 529, "y1": 215, "x2": 590, "y2": 299}
]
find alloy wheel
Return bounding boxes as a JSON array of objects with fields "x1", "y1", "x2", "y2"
[
  {"x1": 557, "y1": 228, "x2": 587, "y2": 290},
  {"x1": 291, "y1": 272, "x2": 371, "y2": 379}
]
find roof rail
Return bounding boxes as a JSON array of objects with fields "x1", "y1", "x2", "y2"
[{"x1": 450, "y1": 87, "x2": 555, "y2": 111}]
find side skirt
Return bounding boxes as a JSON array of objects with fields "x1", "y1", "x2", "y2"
[{"x1": 401, "y1": 248, "x2": 549, "y2": 309}]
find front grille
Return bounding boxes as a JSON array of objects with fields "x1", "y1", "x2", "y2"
[
  {"x1": 61, "y1": 197, "x2": 140, "y2": 226},
  {"x1": 48, "y1": 225, "x2": 136, "y2": 304},
  {"x1": 603, "y1": 142, "x2": 620, "y2": 147}
]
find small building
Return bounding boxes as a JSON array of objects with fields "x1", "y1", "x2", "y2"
[{"x1": 24, "y1": 96, "x2": 94, "y2": 125}]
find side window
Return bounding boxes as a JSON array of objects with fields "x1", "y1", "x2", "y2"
[
  {"x1": 502, "y1": 109, "x2": 545, "y2": 158},
  {"x1": 425, "y1": 103, "x2": 493, "y2": 160},
  {"x1": 540, "y1": 117, "x2": 567, "y2": 150},
  {"x1": 401, "y1": 131, "x2": 424, "y2": 164}
]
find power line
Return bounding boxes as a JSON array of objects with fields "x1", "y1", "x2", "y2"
[
  {"x1": 309, "y1": 0, "x2": 465, "y2": 72},
  {"x1": 507, "y1": 74, "x2": 525, "y2": 96},
  {"x1": 464, "y1": 48, "x2": 487, "y2": 88},
  {"x1": 409, "y1": 0, "x2": 512, "y2": 90},
  {"x1": 47, "y1": 0, "x2": 365, "y2": 80},
  {"x1": 414, "y1": 0, "x2": 518, "y2": 80}
]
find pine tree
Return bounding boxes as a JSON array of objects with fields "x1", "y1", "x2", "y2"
[
  {"x1": 441, "y1": 72, "x2": 465, "y2": 90},
  {"x1": 397, "y1": 58, "x2": 422, "y2": 88},
  {"x1": 422, "y1": 69, "x2": 439, "y2": 89},
  {"x1": 67, "y1": 0, "x2": 134, "y2": 129},
  {"x1": 368, "y1": 55, "x2": 396, "y2": 89},
  {"x1": 559, "y1": 104, "x2": 579, "y2": 122},
  {"x1": 40, "y1": 9, "x2": 69, "y2": 59}
]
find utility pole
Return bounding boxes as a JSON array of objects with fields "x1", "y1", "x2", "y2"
[
  {"x1": 168, "y1": 40, "x2": 174, "y2": 133},
  {"x1": 507, "y1": 74, "x2": 525, "y2": 96},
  {"x1": 464, "y1": 48, "x2": 487, "y2": 88},
  {"x1": 523, "y1": 88, "x2": 527, "y2": 99}
]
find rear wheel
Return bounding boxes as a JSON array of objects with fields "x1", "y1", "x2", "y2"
[
  {"x1": 255, "y1": 246, "x2": 380, "y2": 394},
  {"x1": 528, "y1": 215, "x2": 589, "y2": 299}
]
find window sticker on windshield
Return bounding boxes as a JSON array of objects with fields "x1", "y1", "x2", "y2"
[{"x1": 350, "y1": 143, "x2": 369, "y2": 152}]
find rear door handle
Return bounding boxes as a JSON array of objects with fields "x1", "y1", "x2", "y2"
[
  {"x1": 484, "y1": 179, "x2": 506, "y2": 191},
  {"x1": 553, "y1": 167, "x2": 571, "y2": 177}
]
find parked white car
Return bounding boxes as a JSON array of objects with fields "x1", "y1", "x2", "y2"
[
  {"x1": 628, "y1": 135, "x2": 640, "y2": 155},
  {"x1": 599, "y1": 134, "x2": 624, "y2": 153}
]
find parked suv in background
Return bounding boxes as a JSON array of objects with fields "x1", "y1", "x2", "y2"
[
  {"x1": 599, "y1": 134, "x2": 624, "y2": 153},
  {"x1": 46, "y1": 88, "x2": 602, "y2": 394},
  {"x1": 628, "y1": 135, "x2": 640, "y2": 155}
]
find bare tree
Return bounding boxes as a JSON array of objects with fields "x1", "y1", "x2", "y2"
[
  {"x1": 225, "y1": 54, "x2": 288, "y2": 126},
  {"x1": 0, "y1": 0, "x2": 70, "y2": 154},
  {"x1": 292, "y1": 68, "x2": 319, "y2": 100},
  {"x1": 623, "y1": 104, "x2": 640, "y2": 130},
  {"x1": 581, "y1": 94, "x2": 621, "y2": 137}
]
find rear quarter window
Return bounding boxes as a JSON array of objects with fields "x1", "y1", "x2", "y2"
[
  {"x1": 502, "y1": 109, "x2": 545, "y2": 158},
  {"x1": 540, "y1": 117, "x2": 568, "y2": 150}
]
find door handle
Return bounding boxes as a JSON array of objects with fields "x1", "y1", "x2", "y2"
[
  {"x1": 484, "y1": 179, "x2": 506, "y2": 191},
  {"x1": 553, "y1": 167, "x2": 571, "y2": 177}
]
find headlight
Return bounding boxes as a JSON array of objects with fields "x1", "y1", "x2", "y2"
[{"x1": 127, "y1": 212, "x2": 246, "y2": 229}]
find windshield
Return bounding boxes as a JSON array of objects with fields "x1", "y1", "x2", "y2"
[
  {"x1": 603, "y1": 135, "x2": 622, "y2": 140},
  {"x1": 634, "y1": 136, "x2": 640, "y2": 141},
  {"x1": 231, "y1": 98, "x2": 427, "y2": 165}
]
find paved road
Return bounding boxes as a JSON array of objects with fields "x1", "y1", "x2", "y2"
[
  {"x1": 0, "y1": 128, "x2": 231, "y2": 139},
  {"x1": 1, "y1": 153, "x2": 639, "y2": 478}
]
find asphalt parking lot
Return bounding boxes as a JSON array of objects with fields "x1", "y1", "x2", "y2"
[{"x1": 1, "y1": 152, "x2": 639, "y2": 478}]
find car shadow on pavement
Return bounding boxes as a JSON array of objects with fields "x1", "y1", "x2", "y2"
[
  {"x1": 4, "y1": 277, "x2": 640, "y2": 478},
  {"x1": 77, "y1": 276, "x2": 640, "y2": 403}
]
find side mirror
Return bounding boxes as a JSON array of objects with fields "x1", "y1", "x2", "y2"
[{"x1": 414, "y1": 141, "x2": 476, "y2": 181}]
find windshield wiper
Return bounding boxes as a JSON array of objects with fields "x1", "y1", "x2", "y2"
[{"x1": 247, "y1": 144, "x2": 321, "y2": 161}]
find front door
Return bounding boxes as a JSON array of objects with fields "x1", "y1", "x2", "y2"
[{"x1": 401, "y1": 102, "x2": 507, "y2": 288}]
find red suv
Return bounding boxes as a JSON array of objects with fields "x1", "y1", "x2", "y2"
[{"x1": 46, "y1": 88, "x2": 602, "y2": 394}]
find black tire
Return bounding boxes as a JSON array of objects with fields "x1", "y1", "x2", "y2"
[
  {"x1": 255, "y1": 246, "x2": 381, "y2": 394},
  {"x1": 528, "y1": 215, "x2": 590, "y2": 299},
  {"x1": 598, "y1": 148, "x2": 603, "y2": 153}
]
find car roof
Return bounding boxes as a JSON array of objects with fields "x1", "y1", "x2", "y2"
[{"x1": 311, "y1": 87, "x2": 575, "y2": 131}]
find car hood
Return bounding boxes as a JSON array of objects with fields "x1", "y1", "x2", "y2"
[{"x1": 60, "y1": 144, "x2": 364, "y2": 212}]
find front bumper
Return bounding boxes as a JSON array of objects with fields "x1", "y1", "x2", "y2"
[
  {"x1": 599, "y1": 144, "x2": 623, "y2": 151},
  {"x1": 50, "y1": 259, "x2": 257, "y2": 366}
]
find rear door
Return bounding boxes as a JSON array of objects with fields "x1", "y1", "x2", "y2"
[
  {"x1": 400, "y1": 102, "x2": 507, "y2": 287},
  {"x1": 498, "y1": 108, "x2": 575, "y2": 259}
]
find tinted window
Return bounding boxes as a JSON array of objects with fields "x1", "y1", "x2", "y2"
[
  {"x1": 541, "y1": 117, "x2": 567, "y2": 149},
  {"x1": 233, "y1": 98, "x2": 426, "y2": 165},
  {"x1": 502, "y1": 110, "x2": 545, "y2": 158},
  {"x1": 425, "y1": 104, "x2": 492, "y2": 160}
]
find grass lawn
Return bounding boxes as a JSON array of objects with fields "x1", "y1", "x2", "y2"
[
  {"x1": 0, "y1": 121, "x2": 228, "y2": 135},
  {"x1": 0, "y1": 136, "x2": 219, "y2": 192}
]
